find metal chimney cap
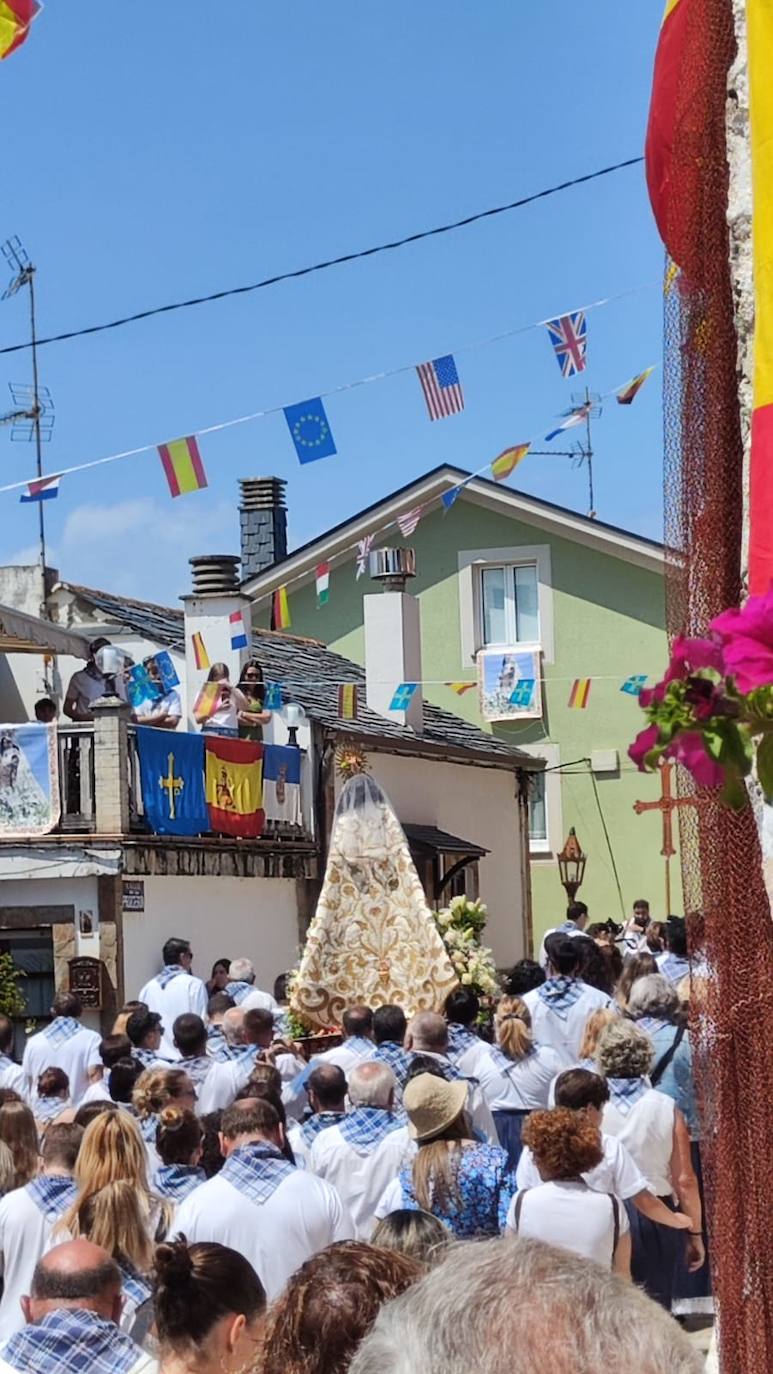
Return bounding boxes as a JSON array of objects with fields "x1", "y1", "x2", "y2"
[
  {"x1": 368, "y1": 547, "x2": 416, "y2": 589},
  {"x1": 189, "y1": 554, "x2": 241, "y2": 595}
]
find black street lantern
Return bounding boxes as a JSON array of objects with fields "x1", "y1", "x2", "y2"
[{"x1": 557, "y1": 827, "x2": 586, "y2": 903}]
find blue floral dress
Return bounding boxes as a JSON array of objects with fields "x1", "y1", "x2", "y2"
[{"x1": 395, "y1": 1141, "x2": 515, "y2": 1237}]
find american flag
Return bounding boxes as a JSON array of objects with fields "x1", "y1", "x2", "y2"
[
  {"x1": 545, "y1": 312, "x2": 588, "y2": 377},
  {"x1": 416, "y1": 354, "x2": 464, "y2": 420},
  {"x1": 397, "y1": 506, "x2": 423, "y2": 538},
  {"x1": 355, "y1": 534, "x2": 374, "y2": 580}
]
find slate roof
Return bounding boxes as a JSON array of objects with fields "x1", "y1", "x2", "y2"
[{"x1": 61, "y1": 583, "x2": 539, "y2": 772}]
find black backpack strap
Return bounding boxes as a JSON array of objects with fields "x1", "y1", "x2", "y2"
[
  {"x1": 650, "y1": 1023, "x2": 686, "y2": 1086},
  {"x1": 610, "y1": 1195, "x2": 620, "y2": 1253},
  {"x1": 513, "y1": 1189, "x2": 529, "y2": 1231}
]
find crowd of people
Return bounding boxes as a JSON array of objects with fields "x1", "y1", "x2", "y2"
[{"x1": 0, "y1": 914, "x2": 709, "y2": 1372}]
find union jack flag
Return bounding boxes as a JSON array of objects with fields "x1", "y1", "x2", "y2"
[
  {"x1": 397, "y1": 506, "x2": 423, "y2": 538},
  {"x1": 545, "y1": 311, "x2": 588, "y2": 378},
  {"x1": 356, "y1": 534, "x2": 374, "y2": 580}
]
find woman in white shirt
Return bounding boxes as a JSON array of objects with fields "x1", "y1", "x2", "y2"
[
  {"x1": 488, "y1": 997, "x2": 563, "y2": 1168},
  {"x1": 506, "y1": 1107, "x2": 631, "y2": 1275},
  {"x1": 595, "y1": 1019, "x2": 704, "y2": 1311},
  {"x1": 195, "y1": 664, "x2": 248, "y2": 738}
]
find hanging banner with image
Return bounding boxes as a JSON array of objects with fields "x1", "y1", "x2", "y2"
[
  {"x1": 0, "y1": 723, "x2": 60, "y2": 837},
  {"x1": 477, "y1": 647, "x2": 543, "y2": 723}
]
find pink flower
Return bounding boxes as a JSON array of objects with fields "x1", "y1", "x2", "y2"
[
  {"x1": 629, "y1": 724, "x2": 660, "y2": 771},
  {"x1": 712, "y1": 588, "x2": 773, "y2": 692},
  {"x1": 664, "y1": 732, "x2": 724, "y2": 789},
  {"x1": 666, "y1": 635, "x2": 725, "y2": 681}
]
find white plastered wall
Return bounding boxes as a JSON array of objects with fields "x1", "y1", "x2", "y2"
[{"x1": 121, "y1": 875, "x2": 301, "y2": 1000}]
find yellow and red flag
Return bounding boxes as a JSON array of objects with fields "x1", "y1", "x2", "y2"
[
  {"x1": 447, "y1": 681, "x2": 476, "y2": 696},
  {"x1": 491, "y1": 444, "x2": 530, "y2": 482},
  {"x1": 205, "y1": 736, "x2": 264, "y2": 837},
  {"x1": 568, "y1": 678, "x2": 591, "y2": 710},
  {"x1": 192, "y1": 681, "x2": 220, "y2": 724},
  {"x1": 0, "y1": 0, "x2": 39, "y2": 61},
  {"x1": 191, "y1": 632, "x2": 210, "y2": 672},
  {"x1": 158, "y1": 436, "x2": 208, "y2": 498},
  {"x1": 748, "y1": 0, "x2": 773, "y2": 594},
  {"x1": 338, "y1": 683, "x2": 358, "y2": 720},
  {"x1": 645, "y1": 0, "x2": 710, "y2": 278},
  {"x1": 272, "y1": 586, "x2": 291, "y2": 631},
  {"x1": 616, "y1": 369, "x2": 654, "y2": 406}
]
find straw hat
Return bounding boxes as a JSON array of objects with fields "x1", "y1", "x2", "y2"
[{"x1": 403, "y1": 1073, "x2": 468, "y2": 1143}]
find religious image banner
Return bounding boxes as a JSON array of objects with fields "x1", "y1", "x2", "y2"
[
  {"x1": 136, "y1": 727, "x2": 209, "y2": 837},
  {"x1": 0, "y1": 723, "x2": 60, "y2": 837},
  {"x1": 477, "y1": 647, "x2": 543, "y2": 723},
  {"x1": 262, "y1": 743, "x2": 301, "y2": 826},
  {"x1": 204, "y1": 736, "x2": 265, "y2": 838}
]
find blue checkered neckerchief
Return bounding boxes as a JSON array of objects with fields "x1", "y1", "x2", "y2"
[
  {"x1": 213, "y1": 1041, "x2": 254, "y2": 1065},
  {"x1": 636, "y1": 1015, "x2": 672, "y2": 1036},
  {"x1": 156, "y1": 963, "x2": 186, "y2": 990},
  {"x1": 138, "y1": 1112, "x2": 158, "y2": 1144},
  {"x1": 43, "y1": 1016, "x2": 81, "y2": 1046},
  {"x1": 490, "y1": 1044, "x2": 536, "y2": 1074},
  {"x1": 26, "y1": 1174, "x2": 77, "y2": 1221},
  {"x1": 337, "y1": 1106, "x2": 403, "y2": 1150},
  {"x1": 659, "y1": 954, "x2": 690, "y2": 984},
  {"x1": 274, "y1": 1010, "x2": 292, "y2": 1040},
  {"x1": 607, "y1": 1076, "x2": 650, "y2": 1115},
  {"x1": 447, "y1": 1024, "x2": 480, "y2": 1059},
  {"x1": 33, "y1": 1095, "x2": 69, "y2": 1122},
  {"x1": 225, "y1": 980, "x2": 254, "y2": 1005},
  {"x1": 407, "y1": 1052, "x2": 467, "y2": 1083},
  {"x1": 536, "y1": 976, "x2": 584, "y2": 1020},
  {"x1": 373, "y1": 1042, "x2": 411, "y2": 1086},
  {"x1": 154, "y1": 1163, "x2": 207, "y2": 1201},
  {"x1": 132, "y1": 1047, "x2": 159, "y2": 1069},
  {"x1": 300, "y1": 1111, "x2": 345, "y2": 1145},
  {"x1": 344, "y1": 1036, "x2": 376, "y2": 1062},
  {"x1": 118, "y1": 1262, "x2": 152, "y2": 1312},
  {"x1": 0, "y1": 1307, "x2": 144, "y2": 1374},
  {"x1": 207, "y1": 1024, "x2": 226, "y2": 1048},
  {"x1": 558, "y1": 920, "x2": 580, "y2": 934},
  {"x1": 220, "y1": 1143, "x2": 294, "y2": 1205},
  {"x1": 180, "y1": 1055, "x2": 213, "y2": 1086}
]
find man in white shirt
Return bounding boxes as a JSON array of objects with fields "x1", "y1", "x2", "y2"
[
  {"x1": 444, "y1": 987, "x2": 500, "y2": 1081},
  {"x1": 22, "y1": 992, "x2": 101, "y2": 1107},
  {"x1": 78, "y1": 1034, "x2": 133, "y2": 1108},
  {"x1": 173, "y1": 1098, "x2": 353, "y2": 1299},
  {"x1": 0, "y1": 1240, "x2": 157, "y2": 1374},
  {"x1": 138, "y1": 937, "x2": 208, "y2": 1061},
  {"x1": 63, "y1": 638, "x2": 127, "y2": 721},
  {"x1": 309, "y1": 1062, "x2": 409, "y2": 1239},
  {"x1": 655, "y1": 916, "x2": 691, "y2": 984},
  {"x1": 404, "y1": 1013, "x2": 501, "y2": 1144},
  {"x1": 171, "y1": 1014, "x2": 251, "y2": 1116},
  {"x1": 537, "y1": 901, "x2": 590, "y2": 968},
  {"x1": 283, "y1": 1005, "x2": 377, "y2": 1120},
  {"x1": 287, "y1": 1064, "x2": 348, "y2": 1165},
  {"x1": 0, "y1": 1124, "x2": 82, "y2": 1344},
  {"x1": 523, "y1": 936, "x2": 615, "y2": 1068},
  {"x1": 0, "y1": 1017, "x2": 24, "y2": 1098},
  {"x1": 225, "y1": 958, "x2": 279, "y2": 1013}
]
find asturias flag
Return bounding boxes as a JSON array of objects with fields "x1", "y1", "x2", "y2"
[
  {"x1": 262, "y1": 744, "x2": 301, "y2": 825},
  {"x1": 205, "y1": 736, "x2": 265, "y2": 837},
  {"x1": 136, "y1": 728, "x2": 209, "y2": 837}
]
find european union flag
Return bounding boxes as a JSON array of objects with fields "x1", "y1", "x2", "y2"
[
  {"x1": 136, "y1": 727, "x2": 210, "y2": 836},
  {"x1": 283, "y1": 398, "x2": 337, "y2": 464}
]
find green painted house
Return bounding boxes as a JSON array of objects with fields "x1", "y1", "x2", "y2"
[{"x1": 241, "y1": 465, "x2": 678, "y2": 949}]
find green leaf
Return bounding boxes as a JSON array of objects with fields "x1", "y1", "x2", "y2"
[
  {"x1": 757, "y1": 732, "x2": 773, "y2": 801},
  {"x1": 719, "y1": 767, "x2": 749, "y2": 811}
]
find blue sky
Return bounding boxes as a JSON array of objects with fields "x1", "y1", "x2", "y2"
[{"x1": 1, "y1": 1, "x2": 663, "y2": 602}]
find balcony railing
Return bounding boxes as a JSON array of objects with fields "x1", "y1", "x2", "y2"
[{"x1": 17, "y1": 723, "x2": 313, "y2": 843}]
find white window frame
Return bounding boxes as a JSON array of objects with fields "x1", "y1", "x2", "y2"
[
  {"x1": 458, "y1": 544, "x2": 554, "y2": 666},
  {"x1": 518, "y1": 743, "x2": 562, "y2": 859}
]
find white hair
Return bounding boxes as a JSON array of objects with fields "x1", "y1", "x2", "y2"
[
  {"x1": 222, "y1": 1007, "x2": 246, "y2": 1045},
  {"x1": 349, "y1": 1237, "x2": 702, "y2": 1374},
  {"x1": 627, "y1": 974, "x2": 680, "y2": 1021},
  {"x1": 348, "y1": 1061, "x2": 396, "y2": 1108},
  {"x1": 228, "y1": 958, "x2": 255, "y2": 985},
  {"x1": 407, "y1": 1012, "x2": 448, "y2": 1054}
]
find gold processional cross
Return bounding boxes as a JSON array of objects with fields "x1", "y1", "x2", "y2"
[
  {"x1": 159, "y1": 753, "x2": 184, "y2": 821},
  {"x1": 633, "y1": 761, "x2": 699, "y2": 914}
]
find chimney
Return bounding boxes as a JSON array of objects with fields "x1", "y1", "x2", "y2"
[
  {"x1": 239, "y1": 477, "x2": 288, "y2": 580},
  {"x1": 181, "y1": 554, "x2": 252, "y2": 725},
  {"x1": 363, "y1": 548, "x2": 423, "y2": 734}
]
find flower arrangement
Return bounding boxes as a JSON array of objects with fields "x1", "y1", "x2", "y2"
[
  {"x1": 433, "y1": 895, "x2": 500, "y2": 999},
  {"x1": 629, "y1": 589, "x2": 773, "y2": 809}
]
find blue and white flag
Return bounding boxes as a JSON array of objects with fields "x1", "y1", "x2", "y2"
[
  {"x1": 283, "y1": 398, "x2": 337, "y2": 464},
  {"x1": 262, "y1": 743, "x2": 301, "y2": 825},
  {"x1": 0, "y1": 723, "x2": 59, "y2": 837},
  {"x1": 136, "y1": 727, "x2": 209, "y2": 837}
]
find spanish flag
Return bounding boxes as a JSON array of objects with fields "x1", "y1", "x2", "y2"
[
  {"x1": 191, "y1": 632, "x2": 210, "y2": 671},
  {"x1": 616, "y1": 369, "x2": 654, "y2": 406},
  {"x1": 205, "y1": 736, "x2": 265, "y2": 837},
  {"x1": 158, "y1": 436, "x2": 208, "y2": 498},
  {"x1": 748, "y1": 0, "x2": 773, "y2": 595},
  {"x1": 272, "y1": 586, "x2": 291, "y2": 631},
  {"x1": 491, "y1": 444, "x2": 530, "y2": 482},
  {"x1": 645, "y1": 0, "x2": 713, "y2": 279},
  {"x1": 338, "y1": 683, "x2": 358, "y2": 720},
  {"x1": 0, "y1": 0, "x2": 38, "y2": 60},
  {"x1": 568, "y1": 678, "x2": 591, "y2": 710}
]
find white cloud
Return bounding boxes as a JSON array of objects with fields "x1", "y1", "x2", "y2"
[
  {"x1": 60, "y1": 497, "x2": 237, "y2": 600},
  {"x1": 3, "y1": 541, "x2": 58, "y2": 567}
]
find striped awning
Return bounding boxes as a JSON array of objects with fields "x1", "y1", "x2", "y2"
[{"x1": 0, "y1": 603, "x2": 90, "y2": 658}]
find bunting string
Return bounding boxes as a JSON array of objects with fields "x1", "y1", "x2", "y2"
[{"x1": 0, "y1": 282, "x2": 657, "y2": 500}]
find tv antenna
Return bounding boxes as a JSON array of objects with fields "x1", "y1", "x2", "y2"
[
  {"x1": 530, "y1": 386, "x2": 602, "y2": 517},
  {"x1": 2, "y1": 236, "x2": 53, "y2": 615}
]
